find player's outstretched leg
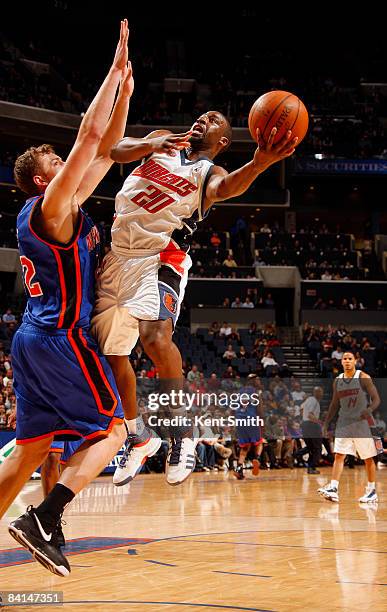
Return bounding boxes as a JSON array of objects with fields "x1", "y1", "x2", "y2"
[
  {"x1": 107, "y1": 356, "x2": 162, "y2": 486},
  {"x1": 8, "y1": 505, "x2": 70, "y2": 577},
  {"x1": 9, "y1": 423, "x2": 126, "y2": 577}
]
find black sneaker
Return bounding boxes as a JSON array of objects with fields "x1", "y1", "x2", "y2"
[
  {"x1": 8, "y1": 506, "x2": 70, "y2": 577},
  {"x1": 307, "y1": 467, "x2": 320, "y2": 474},
  {"x1": 233, "y1": 465, "x2": 244, "y2": 480},
  {"x1": 56, "y1": 520, "x2": 66, "y2": 549}
]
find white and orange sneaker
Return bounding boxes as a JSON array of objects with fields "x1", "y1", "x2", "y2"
[{"x1": 113, "y1": 431, "x2": 161, "y2": 486}]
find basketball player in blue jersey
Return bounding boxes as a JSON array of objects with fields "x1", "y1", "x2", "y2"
[
  {"x1": 318, "y1": 351, "x2": 380, "y2": 503},
  {"x1": 0, "y1": 20, "x2": 133, "y2": 577},
  {"x1": 91, "y1": 114, "x2": 298, "y2": 487}
]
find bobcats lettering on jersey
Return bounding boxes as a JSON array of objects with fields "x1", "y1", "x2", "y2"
[
  {"x1": 132, "y1": 159, "x2": 198, "y2": 197},
  {"x1": 111, "y1": 150, "x2": 213, "y2": 254}
]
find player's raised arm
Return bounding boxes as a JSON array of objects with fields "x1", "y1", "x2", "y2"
[
  {"x1": 75, "y1": 60, "x2": 134, "y2": 204},
  {"x1": 110, "y1": 129, "x2": 192, "y2": 163},
  {"x1": 203, "y1": 127, "x2": 298, "y2": 212},
  {"x1": 41, "y1": 19, "x2": 129, "y2": 241}
]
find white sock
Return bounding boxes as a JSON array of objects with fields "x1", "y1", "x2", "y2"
[
  {"x1": 367, "y1": 482, "x2": 375, "y2": 490},
  {"x1": 331, "y1": 480, "x2": 339, "y2": 489}
]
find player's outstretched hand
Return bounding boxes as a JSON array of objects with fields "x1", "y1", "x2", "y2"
[
  {"x1": 119, "y1": 61, "x2": 134, "y2": 98},
  {"x1": 253, "y1": 127, "x2": 298, "y2": 167},
  {"x1": 150, "y1": 131, "x2": 193, "y2": 157},
  {"x1": 112, "y1": 19, "x2": 129, "y2": 71}
]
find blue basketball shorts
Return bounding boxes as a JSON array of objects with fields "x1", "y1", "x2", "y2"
[
  {"x1": 59, "y1": 439, "x2": 84, "y2": 464},
  {"x1": 49, "y1": 441, "x2": 64, "y2": 454},
  {"x1": 12, "y1": 323, "x2": 124, "y2": 444}
]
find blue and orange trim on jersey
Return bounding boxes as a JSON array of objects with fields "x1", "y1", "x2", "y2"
[{"x1": 28, "y1": 195, "x2": 84, "y2": 329}]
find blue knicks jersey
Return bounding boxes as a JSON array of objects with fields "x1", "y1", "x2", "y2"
[{"x1": 17, "y1": 195, "x2": 101, "y2": 330}]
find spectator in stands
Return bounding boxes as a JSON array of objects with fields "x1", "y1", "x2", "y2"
[
  {"x1": 331, "y1": 345, "x2": 343, "y2": 362},
  {"x1": 187, "y1": 364, "x2": 201, "y2": 385},
  {"x1": 222, "y1": 365, "x2": 236, "y2": 380},
  {"x1": 254, "y1": 251, "x2": 267, "y2": 267},
  {"x1": 339, "y1": 298, "x2": 350, "y2": 309},
  {"x1": 220, "y1": 322, "x2": 232, "y2": 337},
  {"x1": 355, "y1": 351, "x2": 365, "y2": 370},
  {"x1": 222, "y1": 298, "x2": 231, "y2": 308},
  {"x1": 261, "y1": 350, "x2": 279, "y2": 377},
  {"x1": 313, "y1": 298, "x2": 327, "y2": 310},
  {"x1": 265, "y1": 293, "x2": 274, "y2": 307},
  {"x1": 263, "y1": 415, "x2": 283, "y2": 469},
  {"x1": 349, "y1": 296, "x2": 366, "y2": 310},
  {"x1": 2, "y1": 309, "x2": 16, "y2": 324},
  {"x1": 0, "y1": 401, "x2": 7, "y2": 428},
  {"x1": 376, "y1": 299, "x2": 384, "y2": 310},
  {"x1": 207, "y1": 373, "x2": 220, "y2": 392},
  {"x1": 291, "y1": 381, "x2": 306, "y2": 407},
  {"x1": 248, "y1": 322, "x2": 257, "y2": 336},
  {"x1": 2, "y1": 369, "x2": 13, "y2": 389},
  {"x1": 210, "y1": 232, "x2": 221, "y2": 247},
  {"x1": 223, "y1": 254, "x2": 237, "y2": 268},
  {"x1": 246, "y1": 288, "x2": 259, "y2": 306},
  {"x1": 231, "y1": 297, "x2": 242, "y2": 308},
  {"x1": 321, "y1": 270, "x2": 332, "y2": 280},
  {"x1": 223, "y1": 344, "x2": 237, "y2": 361},
  {"x1": 260, "y1": 224, "x2": 271, "y2": 234},
  {"x1": 242, "y1": 297, "x2": 254, "y2": 309},
  {"x1": 209, "y1": 321, "x2": 220, "y2": 336},
  {"x1": 238, "y1": 346, "x2": 249, "y2": 359}
]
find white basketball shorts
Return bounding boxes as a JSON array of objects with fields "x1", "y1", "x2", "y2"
[
  {"x1": 91, "y1": 244, "x2": 191, "y2": 356},
  {"x1": 333, "y1": 421, "x2": 377, "y2": 459}
]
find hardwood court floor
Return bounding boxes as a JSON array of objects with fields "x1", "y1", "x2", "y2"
[{"x1": 0, "y1": 466, "x2": 386, "y2": 611}]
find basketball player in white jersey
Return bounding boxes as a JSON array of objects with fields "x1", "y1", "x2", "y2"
[
  {"x1": 91, "y1": 114, "x2": 298, "y2": 486},
  {"x1": 318, "y1": 351, "x2": 380, "y2": 503}
]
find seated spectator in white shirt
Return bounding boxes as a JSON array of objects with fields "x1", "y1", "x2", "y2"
[
  {"x1": 331, "y1": 347, "x2": 343, "y2": 360},
  {"x1": 220, "y1": 322, "x2": 232, "y2": 337},
  {"x1": 291, "y1": 381, "x2": 307, "y2": 406},
  {"x1": 261, "y1": 351, "x2": 278, "y2": 369},
  {"x1": 242, "y1": 297, "x2": 254, "y2": 309},
  {"x1": 223, "y1": 344, "x2": 237, "y2": 360},
  {"x1": 321, "y1": 270, "x2": 332, "y2": 280}
]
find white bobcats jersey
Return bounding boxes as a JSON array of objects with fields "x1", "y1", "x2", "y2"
[
  {"x1": 336, "y1": 370, "x2": 368, "y2": 426},
  {"x1": 111, "y1": 150, "x2": 214, "y2": 255}
]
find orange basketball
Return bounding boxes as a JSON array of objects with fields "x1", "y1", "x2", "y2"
[{"x1": 248, "y1": 90, "x2": 309, "y2": 146}]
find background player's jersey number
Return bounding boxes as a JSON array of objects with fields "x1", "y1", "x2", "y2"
[
  {"x1": 131, "y1": 184, "x2": 175, "y2": 213},
  {"x1": 20, "y1": 255, "x2": 43, "y2": 297}
]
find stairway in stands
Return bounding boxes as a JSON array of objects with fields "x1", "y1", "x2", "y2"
[{"x1": 279, "y1": 327, "x2": 318, "y2": 380}]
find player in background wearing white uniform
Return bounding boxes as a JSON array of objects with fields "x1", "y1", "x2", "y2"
[
  {"x1": 318, "y1": 351, "x2": 380, "y2": 503},
  {"x1": 92, "y1": 115, "x2": 298, "y2": 486}
]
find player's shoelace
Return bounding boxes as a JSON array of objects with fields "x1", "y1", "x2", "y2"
[
  {"x1": 169, "y1": 437, "x2": 183, "y2": 465},
  {"x1": 118, "y1": 434, "x2": 139, "y2": 468}
]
